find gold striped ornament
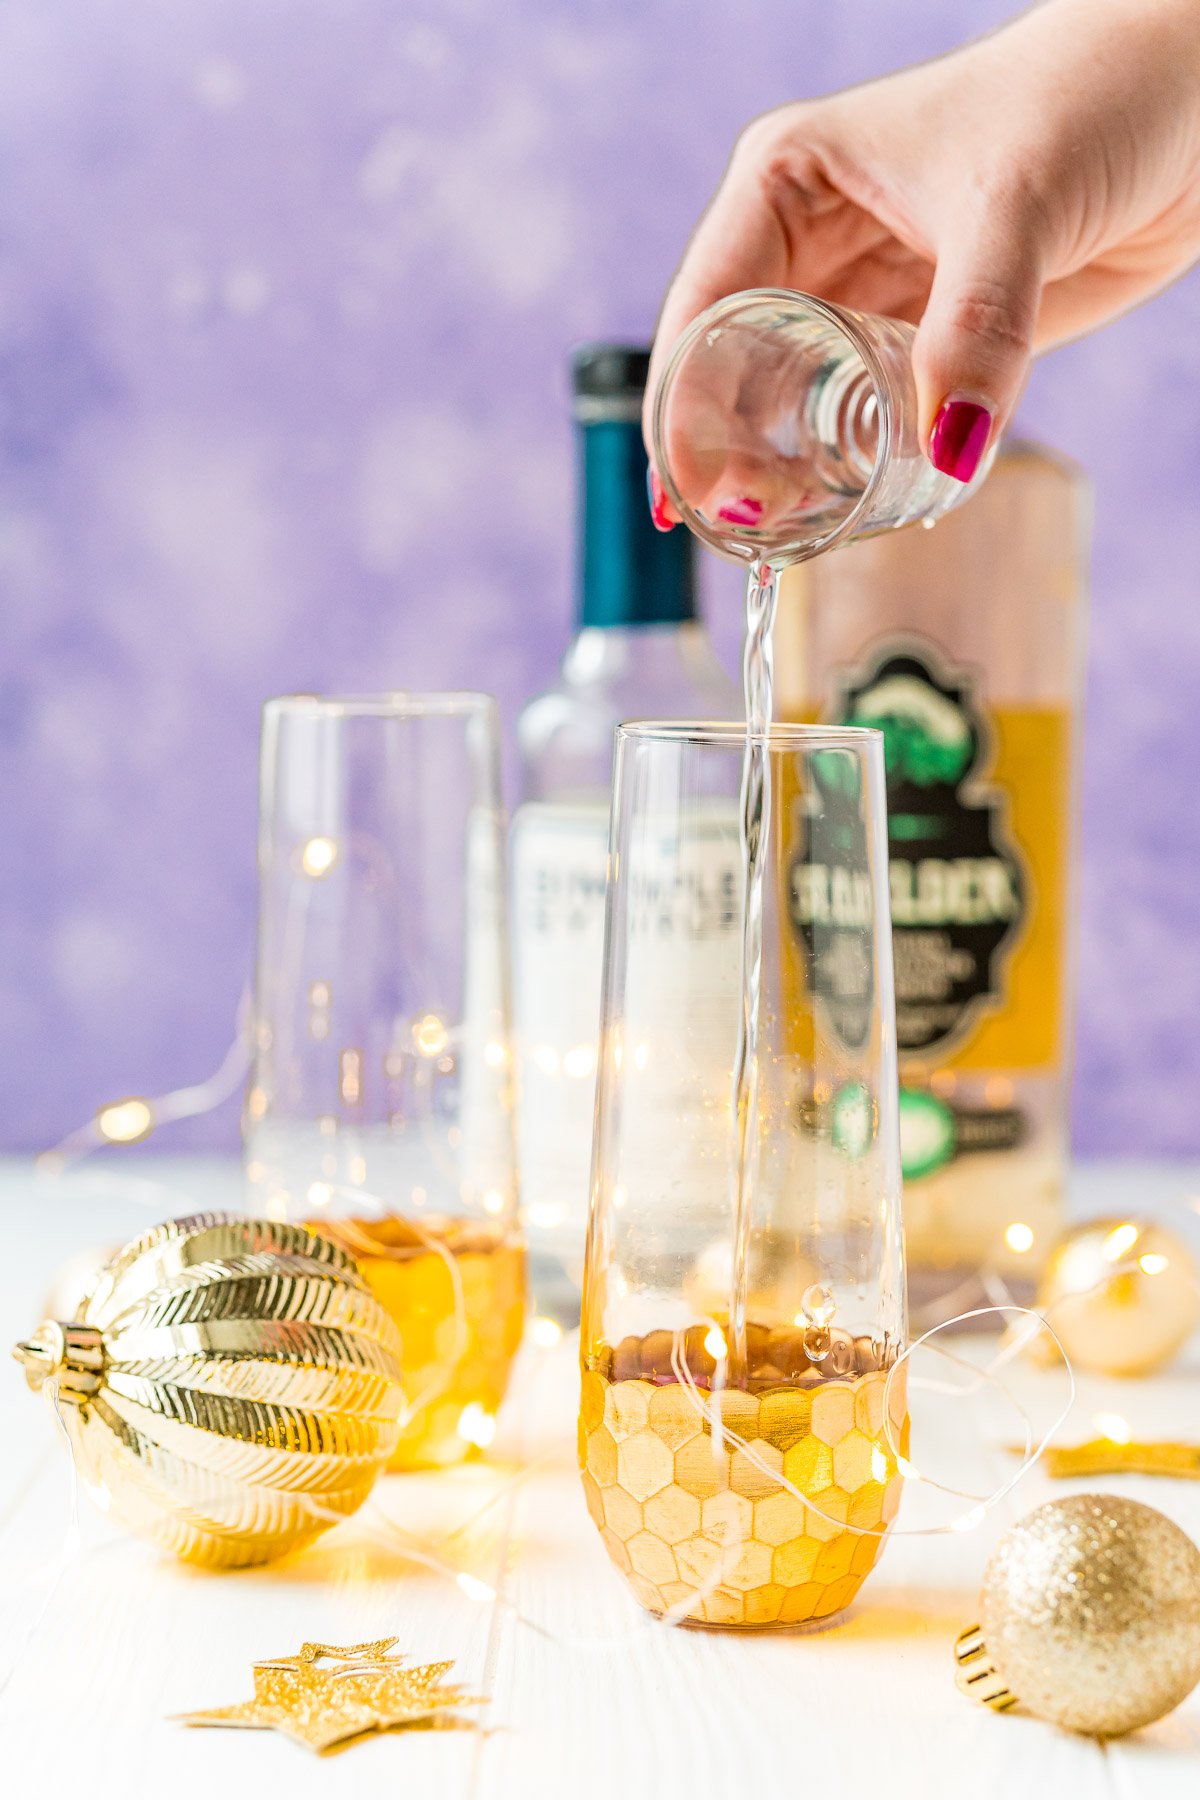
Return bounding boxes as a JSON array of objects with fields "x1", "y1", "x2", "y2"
[{"x1": 13, "y1": 1213, "x2": 405, "y2": 1568}]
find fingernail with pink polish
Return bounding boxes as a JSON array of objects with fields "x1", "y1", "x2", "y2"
[
  {"x1": 647, "y1": 468, "x2": 675, "y2": 532},
  {"x1": 716, "y1": 495, "x2": 764, "y2": 527},
  {"x1": 928, "y1": 397, "x2": 993, "y2": 484}
]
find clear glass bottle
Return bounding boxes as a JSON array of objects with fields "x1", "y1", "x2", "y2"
[
  {"x1": 651, "y1": 289, "x2": 992, "y2": 565},
  {"x1": 581, "y1": 721, "x2": 907, "y2": 1629},
  {"x1": 513, "y1": 345, "x2": 740, "y2": 1321},
  {"x1": 773, "y1": 441, "x2": 1089, "y2": 1319}
]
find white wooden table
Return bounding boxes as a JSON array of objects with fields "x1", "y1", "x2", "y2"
[{"x1": 3, "y1": 1155, "x2": 1200, "y2": 1798}]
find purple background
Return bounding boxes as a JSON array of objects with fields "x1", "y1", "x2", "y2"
[{"x1": 2, "y1": 0, "x2": 1198, "y2": 1154}]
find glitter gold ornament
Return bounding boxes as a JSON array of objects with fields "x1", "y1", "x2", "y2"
[
  {"x1": 955, "y1": 1495, "x2": 1200, "y2": 1737},
  {"x1": 175, "y1": 1637, "x2": 484, "y2": 1752},
  {"x1": 1031, "y1": 1217, "x2": 1200, "y2": 1377},
  {"x1": 12, "y1": 1213, "x2": 405, "y2": 1568}
]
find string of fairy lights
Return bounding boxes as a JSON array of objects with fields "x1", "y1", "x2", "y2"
[{"x1": 30, "y1": 811, "x2": 1200, "y2": 1481}]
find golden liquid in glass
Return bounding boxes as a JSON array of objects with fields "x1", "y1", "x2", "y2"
[
  {"x1": 580, "y1": 1325, "x2": 907, "y2": 1627},
  {"x1": 314, "y1": 1215, "x2": 526, "y2": 1470}
]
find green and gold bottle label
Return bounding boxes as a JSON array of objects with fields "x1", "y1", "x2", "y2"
[
  {"x1": 786, "y1": 636, "x2": 1071, "y2": 1185},
  {"x1": 840, "y1": 641, "x2": 1026, "y2": 1058},
  {"x1": 787, "y1": 747, "x2": 876, "y2": 1052}
]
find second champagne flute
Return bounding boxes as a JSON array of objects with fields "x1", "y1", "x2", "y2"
[{"x1": 246, "y1": 692, "x2": 525, "y2": 1469}]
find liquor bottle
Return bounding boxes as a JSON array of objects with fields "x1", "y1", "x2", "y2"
[
  {"x1": 513, "y1": 344, "x2": 740, "y2": 1321},
  {"x1": 774, "y1": 440, "x2": 1089, "y2": 1318}
]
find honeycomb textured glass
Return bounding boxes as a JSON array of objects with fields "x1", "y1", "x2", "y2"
[
  {"x1": 580, "y1": 1337, "x2": 907, "y2": 1627},
  {"x1": 581, "y1": 724, "x2": 905, "y2": 1628}
]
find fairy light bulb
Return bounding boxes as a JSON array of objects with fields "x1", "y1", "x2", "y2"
[
  {"x1": 339, "y1": 1048, "x2": 362, "y2": 1105},
  {"x1": 95, "y1": 1097, "x2": 155, "y2": 1146},
  {"x1": 1004, "y1": 1222, "x2": 1035, "y2": 1254},
  {"x1": 456, "y1": 1403, "x2": 496, "y2": 1449},
  {"x1": 526, "y1": 1201, "x2": 564, "y2": 1230},
  {"x1": 951, "y1": 1505, "x2": 988, "y2": 1535},
  {"x1": 413, "y1": 1013, "x2": 449, "y2": 1058},
  {"x1": 1101, "y1": 1222, "x2": 1140, "y2": 1263},
  {"x1": 528, "y1": 1317, "x2": 563, "y2": 1349},
  {"x1": 300, "y1": 836, "x2": 338, "y2": 878}
]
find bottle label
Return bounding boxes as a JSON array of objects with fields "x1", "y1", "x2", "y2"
[
  {"x1": 897, "y1": 1087, "x2": 1025, "y2": 1181},
  {"x1": 511, "y1": 800, "x2": 741, "y2": 1248},
  {"x1": 510, "y1": 802, "x2": 610, "y2": 1250},
  {"x1": 786, "y1": 749, "x2": 877, "y2": 1052},
  {"x1": 840, "y1": 641, "x2": 1027, "y2": 1058}
]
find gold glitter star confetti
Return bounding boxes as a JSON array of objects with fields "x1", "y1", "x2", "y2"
[
  {"x1": 173, "y1": 1637, "x2": 486, "y2": 1754},
  {"x1": 1006, "y1": 1437, "x2": 1200, "y2": 1480}
]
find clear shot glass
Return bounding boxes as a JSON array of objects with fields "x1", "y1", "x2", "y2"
[
  {"x1": 651, "y1": 289, "x2": 992, "y2": 564},
  {"x1": 579, "y1": 720, "x2": 908, "y2": 1627},
  {"x1": 246, "y1": 693, "x2": 525, "y2": 1469}
]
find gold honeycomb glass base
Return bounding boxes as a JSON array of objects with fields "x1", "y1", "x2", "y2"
[{"x1": 579, "y1": 1330, "x2": 907, "y2": 1627}]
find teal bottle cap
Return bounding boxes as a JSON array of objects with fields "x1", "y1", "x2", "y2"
[{"x1": 572, "y1": 342, "x2": 696, "y2": 629}]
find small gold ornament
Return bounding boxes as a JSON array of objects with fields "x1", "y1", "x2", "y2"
[
  {"x1": 175, "y1": 1637, "x2": 484, "y2": 1753},
  {"x1": 1031, "y1": 1217, "x2": 1200, "y2": 1377},
  {"x1": 955, "y1": 1495, "x2": 1200, "y2": 1737},
  {"x1": 12, "y1": 1213, "x2": 405, "y2": 1567}
]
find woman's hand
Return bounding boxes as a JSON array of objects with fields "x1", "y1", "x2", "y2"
[{"x1": 646, "y1": 0, "x2": 1200, "y2": 516}]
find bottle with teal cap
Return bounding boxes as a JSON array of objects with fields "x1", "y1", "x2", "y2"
[{"x1": 513, "y1": 343, "x2": 739, "y2": 1322}]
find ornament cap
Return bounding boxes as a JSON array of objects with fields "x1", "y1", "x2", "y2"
[
  {"x1": 12, "y1": 1319, "x2": 106, "y2": 1406},
  {"x1": 954, "y1": 1623, "x2": 1017, "y2": 1713}
]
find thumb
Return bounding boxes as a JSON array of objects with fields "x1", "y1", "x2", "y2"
[{"x1": 913, "y1": 198, "x2": 1044, "y2": 483}]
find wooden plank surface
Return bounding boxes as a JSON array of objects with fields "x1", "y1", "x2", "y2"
[{"x1": 2, "y1": 1155, "x2": 1199, "y2": 1797}]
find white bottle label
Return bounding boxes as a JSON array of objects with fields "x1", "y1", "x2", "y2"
[
  {"x1": 511, "y1": 801, "x2": 611, "y2": 1256},
  {"x1": 511, "y1": 799, "x2": 742, "y2": 1263}
]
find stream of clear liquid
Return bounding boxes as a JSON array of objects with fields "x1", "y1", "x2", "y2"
[{"x1": 728, "y1": 557, "x2": 779, "y2": 1382}]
